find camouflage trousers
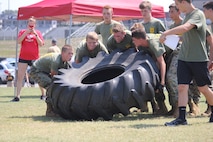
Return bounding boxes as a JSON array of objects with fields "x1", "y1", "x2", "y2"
[
  {"x1": 29, "y1": 66, "x2": 52, "y2": 89},
  {"x1": 165, "y1": 50, "x2": 200, "y2": 107},
  {"x1": 29, "y1": 66, "x2": 55, "y2": 108}
]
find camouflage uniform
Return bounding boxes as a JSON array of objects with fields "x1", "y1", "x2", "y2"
[
  {"x1": 29, "y1": 52, "x2": 71, "y2": 117},
  {"x1": 29, "y1": 53, "x2": 70, "y2": 103},
  {"x1": 29, "y1": 66, "x2": 52, "y2": 89},
  {"x1": 166, "y1": 47, "x2": 201, "y2": 116},
  {"x1": 165, "y1": 49, "x2": 179, "y2": 108}
]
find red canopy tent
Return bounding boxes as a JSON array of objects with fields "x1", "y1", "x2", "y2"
[
  {"x1": 14, "y1": 0, "x2": 165, "y2": 97},
  {"x1": 17, "y1": 0, "x2": 165, "y2": 21}
]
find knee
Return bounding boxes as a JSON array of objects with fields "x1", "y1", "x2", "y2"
[
  {"x1": 198, "y1": 86, "x2": 209, "y2": 94},
  {"x1": 178, "y1": 85, "x2": 188, "y2": 93}
]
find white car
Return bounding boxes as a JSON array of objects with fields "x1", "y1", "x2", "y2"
[
  {"x1": 0, "y1": 60, "x2": 15, "y2": 84},
  {"x1": 5, "y1": 58, "x2": 17, "y2": 68}
]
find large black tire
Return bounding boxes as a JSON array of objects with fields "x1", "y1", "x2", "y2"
[{"x1": 47, "y1": 48, "x2": 160, "y2": 120}]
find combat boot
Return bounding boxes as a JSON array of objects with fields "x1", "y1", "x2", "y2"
[
  {"x1": 167, "y1": 103, "x2": 178, "y2": 118},
  {"x1": 188, "y1": 99, "x2": 200, "y2": 116},
  {"x1": 202, "y1": 103, "x2": 211, "y2": 117},
  {"x1": 173, "y1": 103, "x2": 179, "y2": 118},
  {"x1": 46, "y1": 103, "x2": 59, "y2": 117},
  {"x1": 151, "y1": 100, "x2": 159, "y2": 114},
  {"x1": 140, "y1": 101, "x2": 149, "y2": 112},
  {"x1": 155, "y1": 101, "x2": 168, "y2": 115}
]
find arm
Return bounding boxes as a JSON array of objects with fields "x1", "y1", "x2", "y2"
[
  {"x1": 99, "y1": 41, "x2": 109, "y2": 54},
  {"x1": 50, "y1": 70, "x2": 57, "y2": 77},
  {"x1": 106, "y1": 35, "x2": 115, "y2": 53},
  {"x1": 157, "y1": 21, "x2": 166, "y2": 33},
  {"x1": 18, "y1": 30, "x2": 29, "y2": 44},
  {"x1": 159, "y1": 22, "x2": 195, "y2": 43},
  {"x1": 75, "y1": 48, "x2": 82, "y2": 63},
  {"x1": 156, "y1": 55, "x2": 166, "y2": 86},
  {"x1": 32, "y1": 30, "x2": 44, "y2": 46},
  {"x1": 94, "y1": 24, "x2": 100, "y2": 34},
  {"x1": 207, "y1": 35, "x2": 213, "y2": 70}
]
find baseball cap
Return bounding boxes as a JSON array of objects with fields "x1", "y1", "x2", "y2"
[{"x1": 52, "y1": 38, "x2": 57, "y2": 44}]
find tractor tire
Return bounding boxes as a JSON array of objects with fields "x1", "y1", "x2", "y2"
[{"x1": 47, "y1": 48, "x2": 160, "y2": 120}]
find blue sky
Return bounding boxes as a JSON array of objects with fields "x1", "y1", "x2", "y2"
[
  {"x1": 0, "y1": 0, "x2": 173, "y2": 13},
  {"x1": 0, "y1": 0, "x2": 41, "y2": 12}
]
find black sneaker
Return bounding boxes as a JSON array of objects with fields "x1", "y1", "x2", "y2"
[
  {"x1": 11, "y1": 97, "x2": 20, "y2": 102},
  {"x1": 40, "y1": 95, "x2": 46, "y2": 100},
  {"x1": 165, "y1": 118, "x2": 187, "y2": 126},
  {"x1": 209, "y1": 113, "x2": 213, "y2": 123}
]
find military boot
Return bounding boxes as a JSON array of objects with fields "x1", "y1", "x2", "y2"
[
  {"x1": 140, "y1": 101, "x2": 149, "y2": 112},
  {"x1": 202, "y1": 103, "x2": 211, "y2": 117},
  {"x1": 151, "y1": 100, "x2": 159, "y2": 114},
  {"x1": 167, "y1": 103, "x2": 178, "y2": 118},
  {"x1": 46, "y1": 103, "x2": 59, "y2": 117},
  {"x1": 188, "y1": 99, "x2": 200, "y2": 116},
  {"x1": 155, "y1": 101, "x2": 168, "y2": 115}
]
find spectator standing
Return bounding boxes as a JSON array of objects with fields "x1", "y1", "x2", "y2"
[
  {"x1": 95, "y1": 5, "x2": 121, "y2": 47},
  {"x1": 139, "y1": 0, "x2": 166, "y2": 34},
  {"x1": 11, "y1": 16, "x2": 44, "y2": 102},
  {"x1": 47, "y1": 39, "x2": 61, "y2": 53}
]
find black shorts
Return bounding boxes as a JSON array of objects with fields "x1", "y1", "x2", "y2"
[
  {"x1": 19, "y1": 59, "x2": 35, "y2": 66},
  {"x1": 177, "y1": 60, "x2": 211, "y2": 87}
]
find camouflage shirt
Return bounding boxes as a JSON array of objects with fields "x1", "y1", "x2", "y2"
[{"x1": 33, "y1": 53, "x2": 70, "y2": 73}]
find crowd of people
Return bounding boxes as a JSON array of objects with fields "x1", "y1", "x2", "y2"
[{"x1": 10, "y1": 0, "x2": 213, "y2": 126}]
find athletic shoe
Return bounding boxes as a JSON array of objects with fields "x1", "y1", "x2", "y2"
[
  {"x1": 11, "y1": 97, "x2": 20, "y2": 102},
  {"x1": 165, "y1": 118, "x2": 188, "y2": 126},
  {"x1": 40, "y1": 95, "x2": 46, "y2": 100}
]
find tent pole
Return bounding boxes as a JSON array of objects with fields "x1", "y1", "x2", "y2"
[
  {"x1": 14, "y1": 20, "x2": 19, "y2": 98},
  {"x1": 66, "y1": 15, "x2": 73, "y2": 45}
]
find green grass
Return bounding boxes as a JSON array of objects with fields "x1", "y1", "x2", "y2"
[
  {"x1": 0, "y1": 87, "x2": 213, "y2": 142},
  {"x1": 0, "y1": 38, "x2": 83, "y2": 58},
  {"x1": 1, "y1": 40, "x2": 213, "y2": 141}
]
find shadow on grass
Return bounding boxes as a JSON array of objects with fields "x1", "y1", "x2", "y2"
[
  {"x1": 0, "y1": 95, "x2": 41, "y2": 103},
  {"x1": 1, "y1": 95, "x2": 40, "y2": 99},
  {"x1": 9, "y1": 112, "x2": 166, "y2": 124},
  {"x1": 112, "y1": 113, "x2": 160, "y2": 121},
  {"x1": 9, "y1": 115, "x2": 67, "y2": 122}
]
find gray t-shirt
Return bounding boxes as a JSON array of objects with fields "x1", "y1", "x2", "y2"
[
  {"x1": 178, "y1": 9, "x2": 208, "y2": 62},
  {"x1": 95, "y1": 20, "x2": 120, "y2": 46},
  {"x1": 138, "y1": 35, "x2": 165, "y2": 61},
  {"x1": 142, "y1": 18, "x2": 166, "y2": 34},
  {"x1": 107, "y1": 31, "x2": 134, "y2": 52},
  {"x1": 33, "y1": 53, "x2": 69, "y2": 73},
  {"x1": 75, "y1": 40, "x2": 108, "y2": 62}
]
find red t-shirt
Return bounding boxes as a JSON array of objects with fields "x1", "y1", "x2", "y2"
[{"x1": 18, "y1": 29, "x2": 44, "y2": 60}]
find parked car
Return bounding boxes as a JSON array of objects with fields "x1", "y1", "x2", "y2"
[
  {"x1": 4, "y1": 58, "x2": 17, "y2": 68},
  {"x1": 0, "y1": 60, "x2": 15, "y2": 84}
]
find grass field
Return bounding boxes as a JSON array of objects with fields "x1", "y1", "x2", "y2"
[
  {"x1": 0, "y1": 40, "x2": 213, "y2": 141},
  {"x1": 0, "y1": 38, "x2": 83, "y2": 58},
  {"x1": 0, "y1": 87, "x2": 213, "y2": 142}
]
